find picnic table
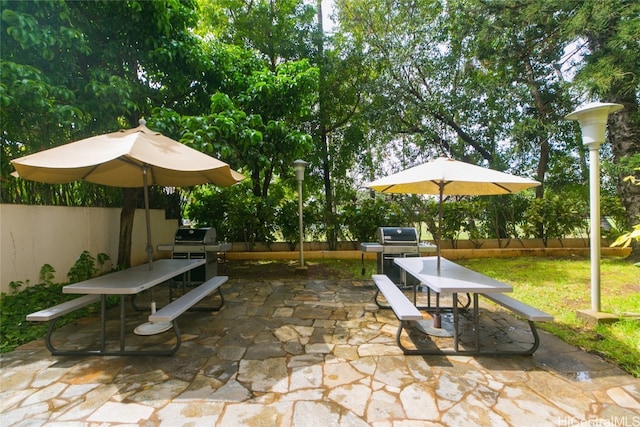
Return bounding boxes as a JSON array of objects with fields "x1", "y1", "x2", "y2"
[
  {"x1": 28, "y1": 259, "x2": 227, "y2": 356},
  {"x1": 372, "y1": 257, "x2": 552, "y2": 356}
]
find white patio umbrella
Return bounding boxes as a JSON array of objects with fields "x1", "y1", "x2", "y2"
[
  {"x1": 366, "y1": 157, "x2": 540, "y2": 267},
  {"x1": 11, "y1": 119, "x2": 245, "y2": 334},
  {"x1": 12, "y1": 119, "x2": 244, "y2": 266},
  {"x1": 366, "y1": 157, "x2": 540, "y2": 330}
]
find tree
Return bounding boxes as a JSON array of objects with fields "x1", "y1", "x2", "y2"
[
  {"x1": 335, "y1": 0, "x2": 638, "y2": 250},
  {"x1": 460, "y1": 0, "x2": 578, "y2": 198},
  {"x1": 177, "y1": 75, "x2": 316, "y2": 201},
  {"x1": 335, "y1": 0, "x2": 580, "y2": 184},
  {"x1": 314, "y1": 2, "x2": 375, "y2": 249},
  {"x1": 1, "y1": 0, "x2": 215, "y2": 266},
  {"x1": 336, "y1": 0, "x2": 496, "y2": 164},
  {"x1": 566, "y1": 0, "x2": 640, "y2": 259},
  {"x1": 611, "y1": 168, "x2": 640, "y2": 262},
  {"x1": 197, "y1": 0, "x2": 317, "y2": 70}
]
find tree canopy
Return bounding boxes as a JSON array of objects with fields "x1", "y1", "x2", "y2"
[{"x1": 2, "y1": 0, "x2": 638, "y2": 259}]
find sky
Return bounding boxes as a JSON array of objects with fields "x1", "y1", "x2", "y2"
[{"x1": 321, "y1": 0, "x2": 336, "y2": 33}]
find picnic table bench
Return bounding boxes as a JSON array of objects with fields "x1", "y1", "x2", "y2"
[{"x1": 149, "y1": 276, "x2": 227, "y2": 323}]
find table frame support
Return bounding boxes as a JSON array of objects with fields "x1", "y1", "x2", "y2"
[{"x1": 394, "y1": 291, "x2": 542, "y2": 357}]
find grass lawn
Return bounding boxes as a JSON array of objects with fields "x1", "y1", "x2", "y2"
[{"x1": 455, "y1": 256, "x2": 640, "y2": 377}]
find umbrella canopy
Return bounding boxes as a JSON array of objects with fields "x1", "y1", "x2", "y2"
[
  {"x1": 11, "y1": 119, "x2": 245, "y2": 267},
  {"x1": 366, "y1": 157, "x2": 540, "y2": 196},
  {"x1": 11, "y1": 120, "x2": 244, "y2": 187},
  {"x1": 366, "y1": 157, "x2": 540, "y2": 268}
]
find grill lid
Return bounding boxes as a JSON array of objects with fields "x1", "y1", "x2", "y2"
[
  {"x1": 174, "y1": 228, "x2": 216, "y2": 245},
  {"x1": 377, "y1": 227, "x2": 419, "y2": 245}
]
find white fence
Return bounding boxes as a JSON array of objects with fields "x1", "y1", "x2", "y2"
[{"x1": 0, "y1": 204, "x2": 177, "y2": 294}]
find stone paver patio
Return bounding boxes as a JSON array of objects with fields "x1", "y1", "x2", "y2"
[{"x1": 1, "y1": 276, "x2": 639, "y2": 426}]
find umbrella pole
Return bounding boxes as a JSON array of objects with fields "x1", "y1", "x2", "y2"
[
  {"x1": 142, "y1": 166, "x2": 153, "y2": 270},
  {"x1": 433, "y1": 183, "x2": 444, "y2": 329},
  {"x1": 437, "y1": 184, "x2": 443, "y2": 271},
  {"x1": 133, "y1": 166, "x2": 174, "y2": 335},
  {"x1": 143, "y1": 167, "x2": 155, "y2": 310}
]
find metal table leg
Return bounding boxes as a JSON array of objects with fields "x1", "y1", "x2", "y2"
[
  {"x1": 453, "y1": 293, "x2": 458, "y2": 351},
  {"x1": 120, "y1": 295, "x2": 126, "y2": 352},
  {"x1": 101, "y1": 295, "x2": 107, "y2": 352},
  {"x1": 473, "y1": 293, "x2": 479, "y2": 353}
]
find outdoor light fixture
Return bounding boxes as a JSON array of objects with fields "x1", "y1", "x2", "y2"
[
  {"x1": 566, "y1": 102, "x2": 623, "y2": 319},
  {"x1": 293, "y1": 159, "x2": 308, "y2": 267}
]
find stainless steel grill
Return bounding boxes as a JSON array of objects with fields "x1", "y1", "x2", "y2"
[
  {"x1": 361, "y1": 227, "x2": 436, "y2": 286},
  {"x1": 157, "y1": 228, "x2": 231, "y2": 283}
]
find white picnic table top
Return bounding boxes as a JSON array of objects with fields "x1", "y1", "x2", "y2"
[
  {"x1": 394, "y1": 257, "x2": 513, "y2": 295},
  {"x1": 63, "y1": 259, "x2": 205, "y2": 295}
]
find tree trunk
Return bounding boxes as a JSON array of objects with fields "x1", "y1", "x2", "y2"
[
  {"x1": 535, "y1": 138, "x2": 550, "y2": 200},
  {"x1": 523, "y1": 58, "x2": 549, "y2": 200},
  {"x1": 117, "y1": 187, "x2": 141, "y2": 268},
  {"x1": 607, "y1": 93, "x2": 640, "y2": 260},
  {"x1": 317, "y1": 0, "x2": 337, "y2": 250}
]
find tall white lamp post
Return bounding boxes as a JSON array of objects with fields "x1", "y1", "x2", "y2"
[
  {"x1": 293, "y1": 160, "x2": 308, "y2": 268},
  {"x1": 566, "y1": 102, "x2": 623, "y2": 319}
]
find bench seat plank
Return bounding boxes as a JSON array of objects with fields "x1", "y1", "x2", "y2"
[
  {"x1": 149, "y1": 276, "x2": 228, "y2": 323},
  {"x1": 482, "y1": 293, "x2": 553, "y2": 322},
  {"x1": 26, "y1": 294, "x2": 101, "y2": 322},
  {"x1": 372, "y1": 274, "x2": 422, "y2": 321}
]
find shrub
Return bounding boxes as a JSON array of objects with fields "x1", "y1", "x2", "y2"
[
  {"x1": 339, "y1": 196, "x2": 406, "y2": 242},
  {"x1": 522, "y1": 194, "x2": 588, "y2": 246},
  {"x1": 1, "y1": 252, "x2": 112, "y2": 353}
]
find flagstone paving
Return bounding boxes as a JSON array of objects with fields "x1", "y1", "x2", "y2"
[{"x1": 1, "y1": 276, "x2": 639, "y2": 426}]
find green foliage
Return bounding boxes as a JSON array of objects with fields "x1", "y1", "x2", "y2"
[
  {"x1": 3, "y1": 0, "x2": 638, "y2": 260},
  {"x1": 187, "y1": 181, "x2": 280, "y2": 248},
  {"x1": 273, "y1": 197, "x2": 324, "y2": 249},
  {"x1": 479, "y1": 194, "x2": 532, "y2": 241},
  {"x1": 1, "y1": 0, "x2": 208, "y2": 208},
  {"x1": 175, "y1": 57, "x2": 317, "y2": 199},
  {"x1": 339, "y1": 196, "x2": 406, "y2": 242},
  {"x1": 202, "y1": 0, "x2": 317, "y2": 67},
  {"x1": 610, "y1": 167, "x2": 640, "y2": 256},
  {"x1": 301, "y1": 198, "x2": 325, "y2": 242},
  {"x1": 2, "y1": 281, "x2": 70, "y2": 353},
  {"x1": 66, "y1": 251, "x2": 110, "y2": 284},
  {"x1": 568, "y1": 0, "x2": 640, "y2": 98},
  {"x1": 1, "y1": 251, "x2": 113, "y2": 353},
  {"x1": 601, "y1": 195, "x2": 629, "y2": 240},
  {"x1": 458, "y1": 199, "x2": 489, "y2": 247},
  {"x1": 439, "y1": 201, "x2": 474, "y2": 247},
  {"x1": 39, "y1": 263, "x2": 56, "y2": 286},
  {"x1": 522, "y1": 195, "x2": 588, "y2": 246},
  {"x1": 275, "y1": 199, "x2": 301, "y2": 249}
]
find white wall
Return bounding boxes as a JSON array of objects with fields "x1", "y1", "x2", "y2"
[{"x1": 0, "y1": 204, "x2": 178, "y2": 294}]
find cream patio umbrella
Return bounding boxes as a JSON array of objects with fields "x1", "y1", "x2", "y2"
[
  {"x1": 12, "y1": 119, "x2": 244, "y2": 268},
  {"x1": 366, "y1": 157, "x2": 540, "y2": 330},
  {"x1": 12, "y1": 119, "x2": 245, "y2": 334},
  {"x1": 366, "y1": 156, "x2": 540, "y2": 267}
]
